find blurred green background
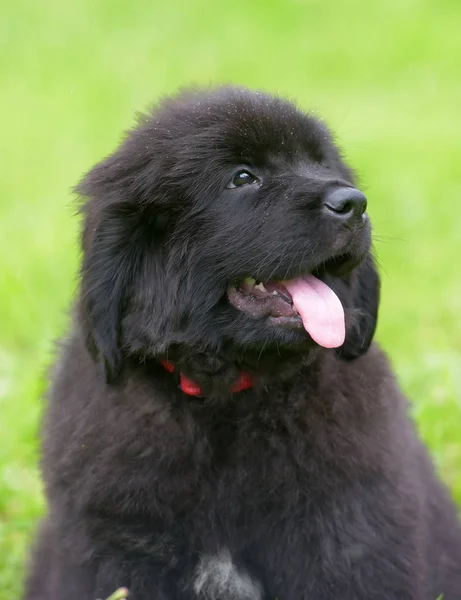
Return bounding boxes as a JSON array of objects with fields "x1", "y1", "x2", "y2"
[{"x1": 1, "y1": 0, "x2": 460, "y2": 596}]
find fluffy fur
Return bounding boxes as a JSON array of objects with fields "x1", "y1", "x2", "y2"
[
  {"x1": 23, "y1": 87, "x2": 461, "y2": 600},
  {"x1": 193, "y1": 549, "x2": 262, "y2": 599}
]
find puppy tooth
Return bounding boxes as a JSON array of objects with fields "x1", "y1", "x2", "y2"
[
  {"x1": 244, "y1": 277, "x2": 256, "y2": 285},
  {"x1": 254, "y1": 282, "x2": 268, "y2": 293},
  {"x1": 271, "y1": 290, "x2": 279, "y2": 295}
]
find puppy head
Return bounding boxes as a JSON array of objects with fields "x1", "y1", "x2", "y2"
[{"x1": 77, "y1": 87, "x2": 379, "y2": 381}]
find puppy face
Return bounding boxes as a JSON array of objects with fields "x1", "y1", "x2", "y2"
[{"x1": 78, "y1": 88, "x2": 379, "y2": 380}]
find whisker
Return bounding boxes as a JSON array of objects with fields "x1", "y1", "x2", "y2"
[
  {"x1": 371, "y1": 251, "x2": 390, "y2": 279},
  {"x1": 373, "y1": 235, "x2": 408, "y2": 244},
  {"x1": 257, "y1": 340, "x2": 269, "y2": 361},
  {"x1": 239, "y1": 240, "x2": 289, "y2": 278}
]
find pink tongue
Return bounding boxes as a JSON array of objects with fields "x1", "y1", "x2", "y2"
[{"x1": 282, "y1": 275, "x2": 345, "y2": 348}]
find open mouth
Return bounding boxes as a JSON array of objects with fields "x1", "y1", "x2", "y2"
[{"x1": 228, "y1": 254, "x2": 360, "y2": 349}]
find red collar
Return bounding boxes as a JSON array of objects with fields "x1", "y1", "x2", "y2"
[{"x1": 160, "y1": 360, "x2": 253, "y2": 397}]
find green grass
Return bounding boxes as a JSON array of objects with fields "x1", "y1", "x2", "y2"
[{"x1": 1, "y1": 0, "x2": 461, "y2": 596}]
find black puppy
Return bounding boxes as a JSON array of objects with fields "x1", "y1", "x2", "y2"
[{"x1": 24, "y1": 87, "x2": 461, "y2": 600}]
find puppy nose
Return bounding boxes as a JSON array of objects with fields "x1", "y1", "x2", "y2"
[{"x1": 324, "y1": 187, "x2": 367, "y2": 225}]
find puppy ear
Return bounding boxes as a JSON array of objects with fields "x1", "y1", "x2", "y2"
[
  {"x1": 336, "y1": 254, "x2": 380, "y2": 360},
  {"x1": 80, "y1": 202, "x2": 145, "y2": 382},
  {"x1": 76, "y1": 122, "x2": 168, "y2": 382}
]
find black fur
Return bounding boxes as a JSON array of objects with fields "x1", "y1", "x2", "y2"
[{"x1": 23, "y1": 87, "x2": 461, "y2": 600}]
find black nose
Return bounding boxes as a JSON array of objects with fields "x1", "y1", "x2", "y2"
[{"x1": 324, "y1": 187, "x2": 367, "y2": 225}]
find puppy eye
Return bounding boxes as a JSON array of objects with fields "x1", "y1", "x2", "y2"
[{"x1": 227, "y1": 170, "x2": 259, "y2": 189}]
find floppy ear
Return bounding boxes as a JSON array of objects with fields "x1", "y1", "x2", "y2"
[
  {"x1": 80, "y1": 202, "x2": 145, "y2": 382},
  {"x1": 335, "y1": 254, "x2": 380, "y2": 360}
]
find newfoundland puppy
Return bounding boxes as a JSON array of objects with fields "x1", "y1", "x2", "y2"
[{"x1": 24, "y1": 87, "x2": 461, "y2": 600}]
